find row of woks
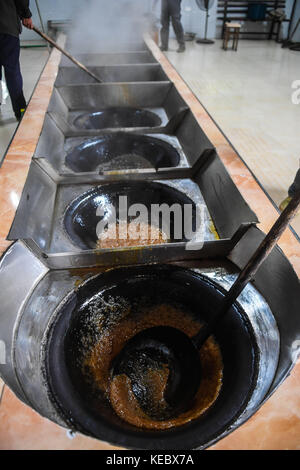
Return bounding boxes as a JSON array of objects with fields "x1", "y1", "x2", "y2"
[{"x1": 0, "y1": 35, "x2": 300, "y2": 450}]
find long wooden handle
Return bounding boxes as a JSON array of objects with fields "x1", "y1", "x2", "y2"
[
  {"x1": 33, "y1": 26, "x2": 102, "y2": 83},
  {"x1": 228, "y1": 190, "x2": 300, "y2": 297},
  {"x1": 194, "y1": 189, "x2": 300, "y2": 347}
]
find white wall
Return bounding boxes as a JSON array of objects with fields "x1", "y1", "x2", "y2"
[
  {"x1": 184, "y1": 0, "x2": 217, "y2": 39},
  {"x1": 21, "y1": 0, "x2": 85, "y2": 40}
]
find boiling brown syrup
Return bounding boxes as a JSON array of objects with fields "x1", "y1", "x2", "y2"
[{"x1": 83, "y1": 303, "x2": 223, "y2": 430}]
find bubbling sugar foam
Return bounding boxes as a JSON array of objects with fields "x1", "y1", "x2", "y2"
[{"x1": 97, "y1": 221, "x2": 168, "y2": 249}]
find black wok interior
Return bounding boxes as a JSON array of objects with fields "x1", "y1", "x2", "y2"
[
  {"x1": 65, "y1": 133, "x2": 181, "y2": 173},
  {"x1": 73, "y1": 107, "x2": 162, "y2": 130},
  {"x1": 46, "y1": 265, "x2": 258, "y2": 450},
  {"x1": 64, "y1": 181, "x2": 197, "y2": 250}
]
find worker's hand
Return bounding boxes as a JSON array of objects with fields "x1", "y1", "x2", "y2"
[{"x1": 22, "y1": 18, "x2": 33, "y2": 30}]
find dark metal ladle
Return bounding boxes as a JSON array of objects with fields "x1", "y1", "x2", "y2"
[{"x1": 111, "y1": 190, "x2": 300, "y2": 416}]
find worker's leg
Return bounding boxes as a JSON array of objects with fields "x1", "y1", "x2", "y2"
[
  {"x1": 0, "y1": 33, "x2": 26, "y2": 119},
  {"x1": 169, "y1": 0, "x2": 185, "y2": 48},
  {"x1": 160, "y1": 0, "x2": 170, "y2": 50},
  {"x1": 288, "y1": 169, "x2": 300, "y2": 197}
]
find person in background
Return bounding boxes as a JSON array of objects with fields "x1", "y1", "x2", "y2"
[
  {"x1": 0, "y1": 0, "x2": 33, "y2": 121},
  {"x1": 153, "y1": 0, "x2": 185, "y2": 53},
  {"x1": 280, "y1": 166, "x2": 300, "y2": 212}
]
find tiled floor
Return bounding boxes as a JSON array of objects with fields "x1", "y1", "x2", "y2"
[
  {"x1": 165, "y1": 39, "x2": 300, "y2": 237},
  {"x1": 0, "y1": 44, "x2": 49, "y2": 165},
  {"x1": 0, "y1": 388, "x2": 119, "y2": 450}
]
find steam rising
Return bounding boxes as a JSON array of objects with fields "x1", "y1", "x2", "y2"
[{"x1": 69, "y1": 0, "x2": 154, "y2": 53}]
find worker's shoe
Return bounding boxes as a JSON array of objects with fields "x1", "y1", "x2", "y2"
[
  {"x1": 279, "y1": 196, "x2": 292, "y2": 212},
  {"x1": 15, "y1": 108, "x2": 26, "y2": 122},
  {"x1": 159, "y1": 45, "x2": 168, "y2": 51},
  {"x1": 177, "y1": 44, "x2": 186, "y2": 53}
]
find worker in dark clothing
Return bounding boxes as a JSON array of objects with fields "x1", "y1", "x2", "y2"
[
  {"x1": 153, "y1": 0, "x2": 185, "y2": 53},
  {"x1": 0, "y1": 0, "x2": 33, "y2": 120}
]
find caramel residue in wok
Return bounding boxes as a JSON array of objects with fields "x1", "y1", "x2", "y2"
[{"x1": 82, "y1": 303, "x2": 223, "y2": 430}]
